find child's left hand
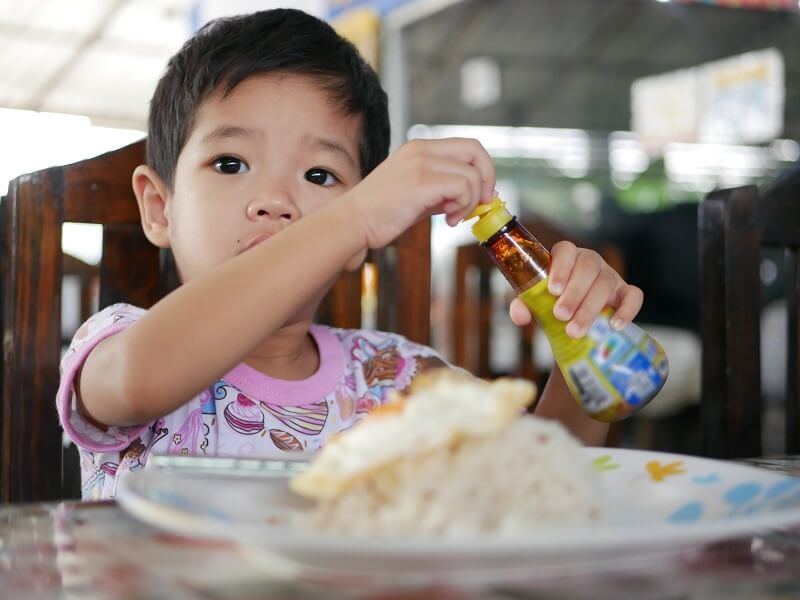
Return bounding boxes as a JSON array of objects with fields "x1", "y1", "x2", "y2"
[{"x1": 509, "y1": 241, "x2": 643, "y2": 338}]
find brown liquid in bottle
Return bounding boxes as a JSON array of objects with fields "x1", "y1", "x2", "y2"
[
  {"x1": 466, "y1": 198, "x2": 669, "y2": 422},
  {"x1": 481, "y1": 219, "x2": 550, "y2": 295}
]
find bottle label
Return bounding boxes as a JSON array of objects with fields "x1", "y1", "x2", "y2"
[{"x1": 518, "y1": 279, "x2": 668, "y2": 422}]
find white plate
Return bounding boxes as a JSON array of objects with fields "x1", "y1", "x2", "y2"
[{"x1": 118, "y1": 448, "x2": 800, "y2": 583}]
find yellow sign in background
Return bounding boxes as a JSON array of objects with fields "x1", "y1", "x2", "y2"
[{"x1": 331, "y1": 7, "x2": 381, "y2": 71}]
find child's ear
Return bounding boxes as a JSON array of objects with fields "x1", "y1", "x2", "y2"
[
  {"x1": 132, "y1": 165, "x2": 171, "y2": 248},
  {"x1": 344, "y1": 249, "x2": 368, "y2": 272}
]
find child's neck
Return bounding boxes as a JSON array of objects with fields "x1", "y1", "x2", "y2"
[{"x1": 243, "y1": 321, "x2": 320, "y2": 381}]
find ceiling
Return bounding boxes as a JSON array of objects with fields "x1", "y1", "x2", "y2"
[
  {"x1": 0, "y1": 0, "x2": 195, "y2": 128},
  {"x1": 402, "y1": 0, "x2": 800, "y2": 138},
  {"x1": 1, "y1": 0, "x2": 798, "y2": 138}
]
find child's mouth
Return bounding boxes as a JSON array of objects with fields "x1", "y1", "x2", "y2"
[{"x1": 242, "y1": 233, "x2": 272, "y2": 253}]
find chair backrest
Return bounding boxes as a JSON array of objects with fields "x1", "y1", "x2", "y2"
[
  {"x1": 699, "y1": 164, "x2": 800, "y2": 458},
  {"x1": 0, "y1": 139, "x2": 430, "y2": 503},
  {"x1": 452, "y1": 217, "x2": 624, "y2": 387}
]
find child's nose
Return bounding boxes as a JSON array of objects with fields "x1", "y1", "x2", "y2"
[{"x1": 246, "y1": 196, "x2": 299, "y2": 222}]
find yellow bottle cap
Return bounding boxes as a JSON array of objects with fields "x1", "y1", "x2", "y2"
[{"x1": 464, "y1": 197, "x2": 514, "y2": 243}]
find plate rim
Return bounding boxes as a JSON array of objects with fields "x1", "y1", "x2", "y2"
[{"x1": 118, "y1": 446, "x2": 800, "y2": 557}]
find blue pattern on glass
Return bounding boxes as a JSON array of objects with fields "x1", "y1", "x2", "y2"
[
  {"x1": 669, "y1": 501, "x2": 703, "y2": 523},
  {"x1": 775, "y1": 489, "x2": 800, "y2": 510},
  {"x1": 207, "y1": 507, "x2": 230, "y2": 521},
  {"x1": 724, "y1": 482, "x2": 762, "y2": 515},
  {"x1": 692, "y1": 473, "x2": 720, "y2": 485},
  {"x1": 151, "y1": 488, "x2": 230, "y2": 521},
  {"x1": 765, "y1": 478, "x2": 800, "y2": 500},
  {"x1": 723, "y1": 478, "x2": 800, "y2": 516},
  {"x1": 153, "y1": 488, "x2": 194, "y2": 510}
]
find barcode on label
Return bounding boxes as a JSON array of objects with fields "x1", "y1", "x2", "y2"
[{"x1": 569, "y1": 361, "x2": 615, "y2": 413}]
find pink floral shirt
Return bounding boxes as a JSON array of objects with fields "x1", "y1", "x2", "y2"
[{"x1": 57, "y1": 304, "x2": 446, "y2": 500}]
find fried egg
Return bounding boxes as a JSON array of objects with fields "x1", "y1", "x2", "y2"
[{"x1": 289, "y1": 369, "x2": 537, "y2": 500}]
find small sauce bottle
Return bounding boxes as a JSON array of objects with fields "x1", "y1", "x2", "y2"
[{"x1": 465, "y1": 198, "x2": 668, "y2": 422}]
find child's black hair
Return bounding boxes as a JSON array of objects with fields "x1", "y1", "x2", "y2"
[{"x1": 147, "y1": 8, "x2": 389, "y2": 188}]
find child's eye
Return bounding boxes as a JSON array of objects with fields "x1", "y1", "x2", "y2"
[
  {"x1": 304, "y1": 168, "x2": 338, "y2": 187},
  {"x1": 212, "y1": 156, "x2": 249, "y2": 175}
]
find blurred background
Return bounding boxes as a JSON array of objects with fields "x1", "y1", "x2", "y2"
[{"x1": 2, "y1": 0, "x2": 799, "y2": 453}]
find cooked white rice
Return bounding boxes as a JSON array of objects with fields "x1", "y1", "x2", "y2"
[{"x1": 294, "y1": 415, "x2": 602, "y2": 538}]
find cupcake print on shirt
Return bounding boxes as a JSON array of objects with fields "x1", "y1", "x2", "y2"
[{"x1": 224, "y1": 393, "x2": 264, "y2": 434}]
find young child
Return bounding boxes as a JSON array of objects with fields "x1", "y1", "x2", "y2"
[{"x1": 57, "y1": 8, "x2": 643, "y2": 500}]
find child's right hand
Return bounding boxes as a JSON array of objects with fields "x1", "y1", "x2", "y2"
[
  {"x1": 348, "y1": 138, "x2": 496, "y2": 249},
  {"x1": 508, "y1": 241, "x2": 643, "y2": 337}
]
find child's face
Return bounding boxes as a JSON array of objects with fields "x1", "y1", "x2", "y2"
[{"x1": 165, "y1": 73, "x2": 364, "y2": 283}]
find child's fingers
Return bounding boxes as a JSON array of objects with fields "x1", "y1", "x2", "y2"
[
  {"x1": 444, "y1": 202, "x2": 475, "y2": 225},
  {"x1": 552, "y1": 249, "x2": 603, "y2": 321},
  {"x1": 416, "y1": 156, "x2": 485, "y2": 225},
  {"x1": 509, "y1": 298, "x2": 533, "y2": 326},
  {"x1": 609, "y1": 284, "x2": 644, "y2": 330},
  {"x1": 547, "y1": 241, "x2": 578, "y2": 296},
  {"x1": 448, "y1": 199, "x2": 487, "y2": 225},
  {"x1": 428, "y1": 138, "x2": 496, "y2": 201},
  {"x1": 565, "y1": 271, "x2": 618, "y2": 338},
  {"x1": 422, "y1": 157, "x2": 483, "y2": 208},
  {"x1": 429, "y1": 174, "x2": 480, "y2": 225},
  {"x1": 444, "y1": 186, "x2": 484, "y2": 225}
]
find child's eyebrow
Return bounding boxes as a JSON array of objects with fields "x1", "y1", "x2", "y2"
[
  {"x1": 303, "y1": 135, "x2": 358, "y2": 171},
  {"x1": 201, "y1": 125, "x2": 264, "y2": 145}
]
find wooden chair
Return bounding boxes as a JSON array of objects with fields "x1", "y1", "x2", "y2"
[
  {"x1": 699, "y1": 164, "x2": 800, "y2": 458},
  {"x1": 0, "y1": 139, "x2": 430, "y2": 503},
  {"x1": 452, "y1": 217, "x2": 624, "y2": 387}
]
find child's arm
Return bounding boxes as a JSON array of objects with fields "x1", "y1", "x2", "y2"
[
  {"x1": 78, "y1": 138, "x2": 495, "y2": 428},
  {"x1": 509, "y1": 241, "x2": 643, "y2": 446}
]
